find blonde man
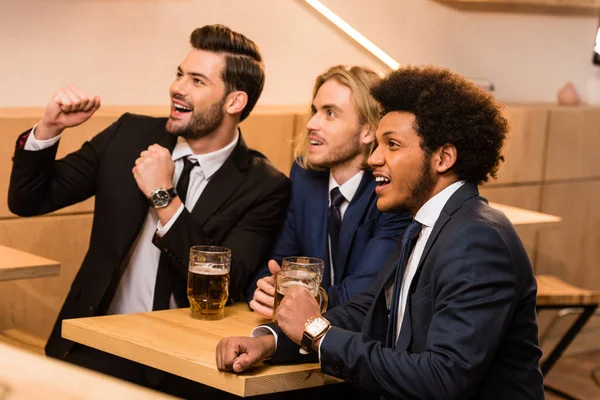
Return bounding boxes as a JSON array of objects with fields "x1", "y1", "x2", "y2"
[{"x1": 247, "y1": 65, "x2": 411, "y2": 317}]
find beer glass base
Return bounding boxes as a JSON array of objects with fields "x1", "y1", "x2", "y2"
[{"x1": 189, "y1": 310, "x2": 225, "y2": 320}]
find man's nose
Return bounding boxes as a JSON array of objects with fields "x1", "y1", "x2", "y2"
[{"x1": 368, "y1": 145, "x2": 383, "y2": 167}]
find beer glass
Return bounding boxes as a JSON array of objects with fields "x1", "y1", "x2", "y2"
[
  {"x1": 273, "y1": 258, "x2": 328, "y2": 322},
  {"x1": 187, "y1": 246, "x2": 231, "y2": 320},
  {"x1": 281, "y1": 256, "x2": 325, "y2": 283}
]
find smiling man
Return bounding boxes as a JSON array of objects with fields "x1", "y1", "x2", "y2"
[
  {"x1": 217, "y1": 66, "x2": 544, "y2": 400},
  {"x1": 246, "y1": 65, "x2": 410, "y2": 318},
  {"x1": 8, "y1": 24, "x2": 289, "y2": 396}
]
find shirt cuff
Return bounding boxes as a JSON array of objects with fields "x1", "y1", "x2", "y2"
[
  {"x1": 251, "y1": 325, "x2": 278, "y2": 359},
  {"x1": 317, "y1": 330, "x2": 330, "y2": 363},
  {"x1": 155, "y1": 204, "x2": 185, "y2": 237},
  {"x1": 24, "y1": 124, "x2": 62, "y2": 151}
]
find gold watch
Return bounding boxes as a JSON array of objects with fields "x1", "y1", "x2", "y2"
[{"x1": 300, "y1": 316, "x2": 331, "y2": 353}]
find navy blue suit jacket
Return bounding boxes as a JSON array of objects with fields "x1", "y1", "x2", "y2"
[
  {"x1": 246, "y1": 161, "x2": 410, "y2": 308},
  {"x1": 269, "y1": 183, "x2": 544, "y2": 400}
]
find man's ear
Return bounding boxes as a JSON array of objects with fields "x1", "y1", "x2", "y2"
[
  {"x1": 225, "y1": 91, "x2": 248, "y2": 116},
  {"x1": 360, "y1": 124, "x2": 376, "y2": 146},
  {"x1": 433, "y1": 143, "x2": 457, "y2": 173}
]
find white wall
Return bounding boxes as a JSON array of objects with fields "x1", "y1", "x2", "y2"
[{"x1": 1, "y1": 0, "x2": 598, "y2": 107}]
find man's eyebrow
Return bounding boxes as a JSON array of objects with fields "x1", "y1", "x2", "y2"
[
  {"x1": 177, "y1": 66, "x2": 212, "y2": 83},
  {"x1": 316, "y1": 104, "x2": 343, "y2": 114}
]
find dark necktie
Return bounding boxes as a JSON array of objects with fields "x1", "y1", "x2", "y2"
[
  {"x1": 176, "y1": 157, "x2": 199, "y2": 205},
  {"x1": 152, "y1": 156, "x2": 199, "y2": 311},
  {"x1": 386, "y1": 220, "x2": 423, "y2": 348},
  {"x1": 326, "y1": 187, "x2": 346, "y2": 287}
]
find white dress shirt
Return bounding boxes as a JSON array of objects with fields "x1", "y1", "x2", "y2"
[
  {"x1": 25, "y1": 125, "x2": 238, "y2": 314},
  {"x1": 387, "y1": 180, "x2": 466, "y2": 340}
]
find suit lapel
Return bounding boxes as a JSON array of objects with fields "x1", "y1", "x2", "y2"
[
  {"x1": 189, "y1": 133, "x2": 249, "y2": 226},
  {"x1": 335, "y1": 172, "x2": 375, "y2": 284},
  {"x1": 395, "y1": 182, "x2": 480, "y2": 351},
  {"x1": 307, "y1": 171, "x2": 330, "y2": 285}
]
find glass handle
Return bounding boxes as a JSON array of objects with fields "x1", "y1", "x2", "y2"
[{"x1": 317, "y1": 287, "x2": 328, "y2": 313}]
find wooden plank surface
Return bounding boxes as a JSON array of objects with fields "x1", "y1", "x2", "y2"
[
  {"x1": 0, "y1": 342, "x2": 174, "y2": 399},
  {"x1": 63, "y1": 303, "x2": 341, "y2": 397},
  {"x1": 0, "y1": 244, "x2": 60, "y2": 282},
  {"x1": 536, "y1": 275, "x2": 600, "y2": 306},
  {"x1": 489, "y1": 201, "x2": 561, "y2": 228}
]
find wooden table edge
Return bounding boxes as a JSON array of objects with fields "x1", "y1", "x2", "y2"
[
  {"x1": 0, "y1": 263, "x2": 60, "y2": 281},
  {"x1": 62, "y1": 318, "x2": 337, "y2": 397}
]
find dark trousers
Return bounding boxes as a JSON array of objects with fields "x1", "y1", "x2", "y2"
[{"x1": 63, "y1": 344, "x2": 353, "y2": 399}]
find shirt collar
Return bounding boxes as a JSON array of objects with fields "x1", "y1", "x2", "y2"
[
  {"x1": 414, "y1": 180, "x2": 466, "y2": 228},
  {"x1": 171, "y1": 133, "x2": 239, "y2": 180},
  {"x1": 328, "y1": 170, "x2": 364, "y2": 204}
]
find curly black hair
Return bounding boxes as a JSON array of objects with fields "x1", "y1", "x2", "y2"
[{"x1": 370, "y1": 66, "x2": 508, "y2": 185}]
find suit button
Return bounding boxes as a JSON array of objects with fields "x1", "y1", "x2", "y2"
[{"x1": 89, "y1": 303, "x2": 96, "y2": 312}]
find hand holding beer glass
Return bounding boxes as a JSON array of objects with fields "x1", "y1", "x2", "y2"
[
  {"x1": 273, "y1": 257, "x2": 328, "y2": 322},
  {"x1": 187, "y1": 246, "x2": 231, "y2": 320}
]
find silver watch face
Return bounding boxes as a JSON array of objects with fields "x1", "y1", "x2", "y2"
[
  {"x1": 151, "y1": 189, "x2": 171, "y2": 208},
  {"x1": 306, "y1": 317, "x2": 329, "y2": 336}
]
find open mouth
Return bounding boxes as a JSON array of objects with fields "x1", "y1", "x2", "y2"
[
  {"x1": 375, "y1": 176, "x2": 391, "y2": 186},
  {"x1": 374, "y1": 175, "x2": 391, "y2": 194},
  {"x1": 309, "y1": 135, "x2": 324, "y2": 146},
  {"x1": 171, "y1": 101, "x2": 193, "y2": 117}
]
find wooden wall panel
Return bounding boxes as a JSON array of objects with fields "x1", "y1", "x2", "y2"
[
  {"x1": 492, "y1": 106, "x2": 548, "y2": 185},
  {"x1": 537, "y1": 181, "x2": 600, "y2": 290},
  {"x1": 240, "y1": 112, "x2": 296, "y2": 175},
  {"x1": 479, "y1": 184, "x2": 541, "y2": 267},
  {"x1": 545, "y1": 107, "x2": 600, "y2": 181},
  {"x1": 0, "y1": 214, "x2": 93, "y2": 339}
]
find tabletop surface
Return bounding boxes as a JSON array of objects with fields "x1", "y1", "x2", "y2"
[
  {"x1": 63, "y1": 303, "x2": 341, "y2": 397},
  {"x1": 0, "y1": 342, "x2": 175, "y2": 399},
  {"x1": 0, "y1": 244, "x2": 60, "y2": 282},
  {"x1": 488, "y1": 202, "x2": 561, "y2": 228}
]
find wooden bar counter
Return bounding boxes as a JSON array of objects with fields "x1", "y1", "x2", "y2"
[
  {"x1": 0, "y1": 244, "x2": 60, "y2": 282},
  {"x1": 63, "y1": 303, "x2": 341, "y2": 397}
]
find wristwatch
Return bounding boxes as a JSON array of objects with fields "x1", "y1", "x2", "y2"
[
  {"x1": 301, "y1": 316, "x2": 331, "y2": 353},
  {"x1": 148, "y1": 188, "x2": 178, "y2": 208}
]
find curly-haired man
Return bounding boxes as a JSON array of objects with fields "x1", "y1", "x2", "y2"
[{"x1": 217, "y1": 66, "x2": 544, "y2": 400}]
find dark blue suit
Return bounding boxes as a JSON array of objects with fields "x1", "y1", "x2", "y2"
[
  {"x1": 246, "y1": 161, "x2": 410, "y2": 308},
  {"x1": 269, "y1": 183, "x2": 544, "y2": 400}
]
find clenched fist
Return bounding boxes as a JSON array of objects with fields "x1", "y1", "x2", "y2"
[
  {"x1": 36, "y1": 85, "x2": 101, "y2": 140},
  {"x1": 132, "y1": 144, "x2": 175, "y2": 198}
]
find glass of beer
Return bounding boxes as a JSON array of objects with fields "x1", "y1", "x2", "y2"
[
  {"x1": 273, "y1": 265, "x2": 328, "y2": 322},
  {"x1": 187, "y1": 245, "x2": 231, "y2": 320},
  {"x1": 281, "y1": 256, "x2": 325, "y2": 283}
]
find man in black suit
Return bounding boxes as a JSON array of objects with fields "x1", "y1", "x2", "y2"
[
  {"x1": 8, "y1": 24, "x2": 289, "y2": 396},
  {"x1": 216, "y1": 66, "x2": 545, "y2": 399}
]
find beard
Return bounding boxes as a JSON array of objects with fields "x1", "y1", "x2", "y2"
[
  {"x1": 166, "y1": 95, "x2": 226, "y2": 140},
  {"x1": 393, "y1": 151, "x2": 437, "y2": 214},
  {"x1": 308, "y1": 130, "x2": 362, "y2": 169}
]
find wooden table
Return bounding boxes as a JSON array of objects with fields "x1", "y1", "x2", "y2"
[
  {"x1": 536, "y1": 274, "x2": 600, "y2": 307},
  {"x1": 535, "y1": 274, "x2": 600, "y2": 382},
  {"x1": 0, "y1": 342, "x2": 175, "y2": 399},
  {"x1": 0, "y1": 245, "x2": 60, "y2": 281},
  {"x1": 63, "y1": 303, "x2": 341, "y2": 397},
  {"x1": 489, "y1": 202, "x2": 561, "y2": 229}
]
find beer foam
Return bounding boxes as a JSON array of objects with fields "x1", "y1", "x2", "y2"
[{"x1": 190, "y1": 263, "x2": 228, "y2": 275}]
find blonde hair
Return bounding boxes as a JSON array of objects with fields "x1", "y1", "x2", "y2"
[{"x1": 294, "y1": 65, "x2": 383, "y2": 170}]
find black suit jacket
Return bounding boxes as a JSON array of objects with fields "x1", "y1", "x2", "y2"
[
  {"x1": 269, "y1": 183, "x2": 544, "y2": 400},
  {"x1": 8, "y1": 113, "x2": 290, "y2": 360}
]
